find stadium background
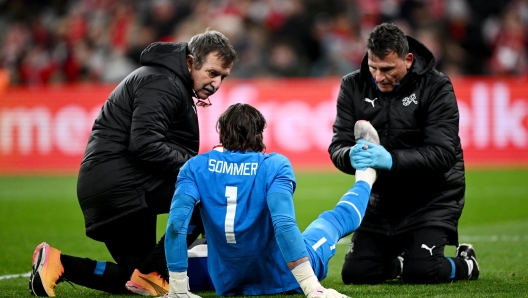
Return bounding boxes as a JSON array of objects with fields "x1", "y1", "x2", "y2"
[{"x1": 1, "y1": 0, "x2": 527, "y2": 173}]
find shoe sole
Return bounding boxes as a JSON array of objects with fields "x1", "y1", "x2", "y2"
[
  {"x1": 125, "y1": 281, "x2": 154, "y2": 296},
  {"x1": 29, "y1": 243, "x2": 52, "y2": 297},
  {"x1": 29, "y1": 242, "x2": 62, "y2": 297},
  {"x1": 354, "y1": 120, "x2": 380, "y2": 145},
  {"x1": 126, "y1": 269, "x2": 169, "y2": 296},
  {"x1": 470, "y1": 255, "x2": 480, "y2": 280}
]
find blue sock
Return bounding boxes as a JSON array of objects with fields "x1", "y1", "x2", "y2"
[
  {"x1": 318, "y1": 181, "x2": 371, "y2": 238},
  {"x1": 94, "y1": 261, "x2": 106, "y2": 276},
  {"x1": 447, "y1": 258, "x2": 456, "y2": 279}
]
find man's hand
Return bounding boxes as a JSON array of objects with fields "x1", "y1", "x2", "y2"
[
  {"x1": 307, "y1": 286, "x2": 349, "y2": 298},
  {"x1": 351, "y1": 140, "x2": 392, "y2": 170},
  {"x1": 164, "y1": 272, "x2": 202, "y2": 298}
]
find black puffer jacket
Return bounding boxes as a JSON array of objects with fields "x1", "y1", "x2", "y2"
[
  {"x1": 77, "y1": 42, "x2": 199, "y2": 241},
  {"x1": 329, "y1": 36, "x2": 465, "y2": 243}
]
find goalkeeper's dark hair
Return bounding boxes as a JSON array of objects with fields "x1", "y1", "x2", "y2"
[
  {"x1": 367, "y1": 23, "x2": 409, "y2": 59},
  {"x1": 188, "y1": 28, "x2": 237, "y2": 69},
  {"x1": 217, "y1": 103, "x2": 266, "y2": 152}
]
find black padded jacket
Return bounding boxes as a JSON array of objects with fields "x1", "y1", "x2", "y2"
[
  {"x1": 328, "y1": 36, "x2": 465, "y2": 243},
  {"x1": 77, "y1": 42, "x2": 199, "y2": 241}
]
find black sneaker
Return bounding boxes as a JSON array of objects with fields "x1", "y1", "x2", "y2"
[{"x1": 456, "y1": 244, "x2": 480, "y2": 280}]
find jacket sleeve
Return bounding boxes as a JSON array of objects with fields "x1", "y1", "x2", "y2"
[
  {"x1": 392, "y1": 76, "x2": 459, "y2": 173},
  {"x1": 328, "y1": 76, "x2": 357, "y2": 175},
  {"x1": 128, "y1": 77, "x2": 192, "y2": 173}
]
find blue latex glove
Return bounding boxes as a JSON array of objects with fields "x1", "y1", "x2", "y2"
[{"x1": 350, "y1": 140, "x2": 392, "y2": 170}]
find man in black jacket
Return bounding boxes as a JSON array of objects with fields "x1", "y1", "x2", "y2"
[
  {"x1": 328, "y1": 23, "x2": 479, "y2": 285},
  {"x1": 29, "y1": 29, "x2": 237, "y2": 297}
]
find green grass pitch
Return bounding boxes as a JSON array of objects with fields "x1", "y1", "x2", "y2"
[{"x1": 0, "y1": 169, "x2": 527, "y2": 297}]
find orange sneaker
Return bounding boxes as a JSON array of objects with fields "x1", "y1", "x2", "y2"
[
  {"x1": 29, "y1": 242, "x2": 64, "y2": 297},
  {"x1": 126, "y1": 269, "x2": 169, "y2": 296}
]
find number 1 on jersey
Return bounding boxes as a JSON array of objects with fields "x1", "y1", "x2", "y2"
[{"x1": 225, "y1": 186, "x2": 237, "y2": 243}]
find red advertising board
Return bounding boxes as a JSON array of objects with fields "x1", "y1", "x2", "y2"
[{"x1": 0, "y1": 78, "x2": 527, "y2": 174}]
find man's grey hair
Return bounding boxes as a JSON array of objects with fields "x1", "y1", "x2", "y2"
[{"x1": 188, "y1": 28, "x2": 237, "y2": 69}]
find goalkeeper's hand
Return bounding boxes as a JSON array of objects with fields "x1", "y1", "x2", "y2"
[
  {"x1": 291, "y1": 262, "x2": 349, "y2": 298},
  {"x1": 162, "y1": 293, "x2": 201, "y2": 298},
  {"x1": 164, "y1": 272, "x2": 202, "y2": 298},
  {"x1": 307, "y1": 286, "x2": 349, "y2": 298}
]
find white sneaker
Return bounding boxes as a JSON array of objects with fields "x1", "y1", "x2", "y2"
[
  {"x1": 354, "y1": 120, "x2": 380, "y2": 145},
  {"x1": 353, "y1": 120, "x2": 380, "y2": 186}
]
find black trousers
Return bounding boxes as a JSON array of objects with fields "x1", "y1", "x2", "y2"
[
  {"x1": 60, "y1": 181, "x2": 204, "y2": 293},
  {"x1": 341, "y1": 227, "x2": 469, "y2": 284}
]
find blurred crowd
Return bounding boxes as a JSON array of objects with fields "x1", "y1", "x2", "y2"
[{"x1": 1, "y1": 0, "x2": 527, "y2": 86}]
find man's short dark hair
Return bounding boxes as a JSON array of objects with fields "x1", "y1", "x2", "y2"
[
  {"x1": 367, "y1": 23, "x2": 409, "y2": 59},
  {"x1": 217, "y1": 103, "x2": 266, "y2": 153},
  {"x1": 188, "y1": 29, "x2": 237, "y2": 69}
]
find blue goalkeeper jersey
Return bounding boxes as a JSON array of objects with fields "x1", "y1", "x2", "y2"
[{"x1": 175, "y1": 149, "x2": 299, "y2": 295}]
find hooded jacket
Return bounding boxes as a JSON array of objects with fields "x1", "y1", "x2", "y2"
[
  {"x1": 77, "y1": 42, "x2": 199, "y2": 241},
  {"x1": 328, "y1": 36, "x2": 465, "y2": 242}
]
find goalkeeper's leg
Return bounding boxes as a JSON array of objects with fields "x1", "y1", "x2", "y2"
[{"x1": 302, "y1": 168, "x2": 375, "y2": 280}]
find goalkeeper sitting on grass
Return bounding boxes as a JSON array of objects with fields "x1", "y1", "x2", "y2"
[{"x1": 163, "y1": 103, "x2": 378, "y2": 298}]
